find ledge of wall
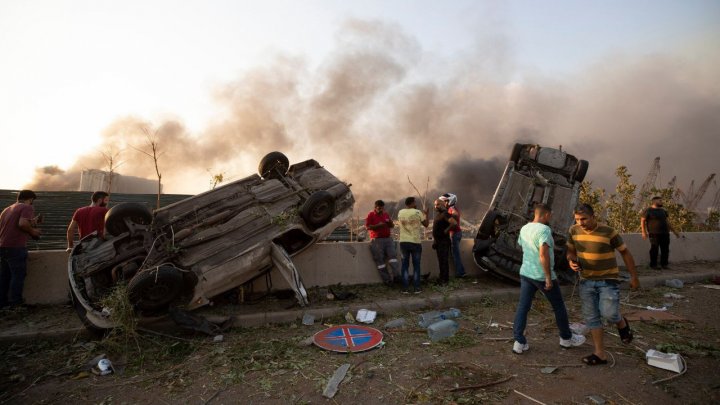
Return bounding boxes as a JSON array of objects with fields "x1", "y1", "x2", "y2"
[{"x1": 23, "y1": 232, "x2": 720, "y2": 304}]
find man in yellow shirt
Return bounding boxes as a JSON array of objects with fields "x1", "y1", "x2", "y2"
[{"x1": 397, "y1": 197, "x2": 429, "y2": 293}]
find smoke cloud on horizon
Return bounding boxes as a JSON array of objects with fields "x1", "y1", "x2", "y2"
[{"x1": 26, "y1": 19, "x2": 720, "y2": 219}]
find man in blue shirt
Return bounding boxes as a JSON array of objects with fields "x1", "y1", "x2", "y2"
[{"x1": 512, "y1": 203, "x2": 585, "y2": 354}]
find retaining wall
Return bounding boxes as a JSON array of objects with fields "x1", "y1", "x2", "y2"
[{"x1": 21, "y1": 232, "x2": 720, "y2": 304}]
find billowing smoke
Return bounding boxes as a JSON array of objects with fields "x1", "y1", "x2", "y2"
[{"x1": 26, "y1": 19, "x2": 720, "y2": 218}]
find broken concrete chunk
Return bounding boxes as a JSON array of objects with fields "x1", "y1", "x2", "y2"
[
  {"x1": 664, "y1": 279, "x2": 683, "y2": 289},
  {"x1": 323, "y1": 363, "x2": 351, "y2": 398},
  {"x1": 540, "y1": 367, "x2": 557, "y2": 374}
]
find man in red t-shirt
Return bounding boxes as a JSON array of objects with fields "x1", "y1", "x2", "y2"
[
  {"x1": 66, "y1": 191, "x2": 110, "y2": 252},
  {"x1": 0, "y1": 190, "x2": 42, "y2": 309},
  {"x1": 365, "y1": 200, "x2": 400, "y2": 285}
]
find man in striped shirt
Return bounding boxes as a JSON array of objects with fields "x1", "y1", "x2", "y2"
[{"x1": 567, "y1": 204, "x2": 639, "y2": 366}]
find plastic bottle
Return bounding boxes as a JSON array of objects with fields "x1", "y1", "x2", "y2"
[
  {"x1": 417, "y1": 308, "x2": 461, "y2": 328},
  {"x1": 427, "y1": 319, "x2": 459, "y2": 341}
]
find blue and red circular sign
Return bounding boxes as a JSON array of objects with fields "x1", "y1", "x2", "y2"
[{"x1": 313, "y1": 324, "x2": 384, "y2": 353}]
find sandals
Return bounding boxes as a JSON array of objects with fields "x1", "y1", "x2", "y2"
[
  {"x1": 582, "y1": 353, "x2": 608, "y2": 366},
  {"x1": 618, "y1": 317, "x2": 633, "y2": 344}
]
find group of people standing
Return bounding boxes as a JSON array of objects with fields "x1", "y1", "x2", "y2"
[
  {"x1": 0, "y1": 190, "x2": 109, "y2": 310},
  {"x1": 365, "y1": 193, "x2": 466, "y2": 293}
]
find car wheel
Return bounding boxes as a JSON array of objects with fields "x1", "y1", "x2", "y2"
[
  {"x1": 574, "y1": 160, "x2": 589, "y2": 182},
  {"x1": 127, "y1": 266, "x2": 184, "y2": 311},
  {"x1": 259, "y1": 151, "x2": 290, "y2": 179},
  {"x1": 479, "y1": 210, "x2": 500, "y2": 236},
  {"x1": 69, "y1": 282, "x2": 109, "y2": 338},
  {"x1": 509, "y1": 143, "x2": 523, "y2": 163},
  {"x1": 105, "y1": 203, "x2": 153, "y2": 237},
  {"x1": 301, "y1": 191, "x2": 335, "y2": 230}
]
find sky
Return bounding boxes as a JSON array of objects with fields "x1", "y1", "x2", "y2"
[{"x1": 1, "y1": 0, "x2": 719, "y2": 216}]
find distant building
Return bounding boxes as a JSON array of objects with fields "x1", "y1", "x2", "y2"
[{"x1": 79, "y1": 169, "x2": 159, "y2": 194}]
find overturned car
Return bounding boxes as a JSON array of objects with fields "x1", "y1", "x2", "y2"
[
  {"x1": 69, "y1": 152, "x2": 354, "y2": 333},
  {"x1": 473, "y1": 144, "x2": 588, "y2": 283}
]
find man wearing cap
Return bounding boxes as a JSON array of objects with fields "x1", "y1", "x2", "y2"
[
  {"x1": 440, "y1": 193, "x2": 466, "y2": 278},
  {"x1": 0, "y1": 190, "x2": 42, "y2": 309}
]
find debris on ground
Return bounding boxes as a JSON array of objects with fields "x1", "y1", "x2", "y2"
[
  {"x1": 624, "y1": 310, "x2": 688, "y2": 322},
  {"x1": 540, "y1": 367, "x2": 558, "y2": 374},
  {"x1": 322, "y1": 363, "x2": 351, "y2": 398},
  {"x1": 586, "y1": 394, "x2": 607, "y2": 404},
  {"x1": 427, "y1": 319, "x2": 459, "y2": 342},
  {"x1": 302, "y1": 312, "x2": 315, "y2": 325},
  {"x1": 213, "y1": 335, "x2": 224, "y2": 343},
  {"x1": 345, "y1": 312, "x2": 355, "y2": 323},
  {"x1": 646, "y1": 350, "x2": 683, "y2": 373},
  {"x1": 701, "y1": 284, "x2": 720, "y2": 290},
  {"x1": 383, "y1": 318, "x2": 406, "y2": 329},
  {"x1": 356, "y1": 309, "x2": 376, "y2": 323},
  {"x1": 663, "y1": 293, "x2": 684, "y2": 299},
  {"x1": 665, "y1": 279, "x2": 684, "y2": 289}
]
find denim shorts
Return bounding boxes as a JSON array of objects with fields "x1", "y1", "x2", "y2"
[{"x1": 579, "y1": 279, "x2": 621, "y2": 328}]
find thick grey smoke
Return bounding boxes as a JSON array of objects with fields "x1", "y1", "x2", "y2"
[{"x1": 27, "y1": 19, "x2": 720, "y2": 216}]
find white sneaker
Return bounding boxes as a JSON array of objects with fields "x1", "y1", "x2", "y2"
[
  {"x1": 560, "y1": 333, "x2": 586, "y2": 348},
  {"x1": 512, "y1": 341, "x2": 529, "y2": 354}
]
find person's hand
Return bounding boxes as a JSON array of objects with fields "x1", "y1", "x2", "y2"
[
  {"x1": 66, "y1": 247, "x2": 73, "y2": 253},
  {"x1": 641, "y1": 233, "x2": 647, "y2": 240},
  {"x1": 568, "y1": 259, "x2": 581, "y2": 272},
  {"x1": 431, "y1": 243, "x2": 437, "y2": 250},
  {"x1": 630, "y1": 276, "x2": 640, "y2": 290},
  {"x1": 544, "y1": 278, "x2": 553, "y2": 291}
]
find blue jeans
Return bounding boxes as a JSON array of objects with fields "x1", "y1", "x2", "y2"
[
  {"x1": 0, "y1": 247, "x2": 29, "y2": 307},
  {"x1": 370, "y1": 238, "x2": 399, "y2": 284},
  {"x1": 400, "y1": 242, "x2": 422, "y2": 290},
  {"x1": 450, "y1": 231, "x2": 465, "y2": 277},
  {"x1": 579, "y1": 279, "x2": 621, "y2": 328},
  {"x1": 513, "y1": 275, "x2": 572, "y2": 344}
]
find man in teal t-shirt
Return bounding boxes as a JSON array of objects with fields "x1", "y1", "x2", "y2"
[{"x1": 511, "y1": 203, "x2": 585, "y2": 354}]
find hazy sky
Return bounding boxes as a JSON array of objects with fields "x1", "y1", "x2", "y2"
[{"x1": 1, "y1": 0, "x2": 718, "y2": 209}]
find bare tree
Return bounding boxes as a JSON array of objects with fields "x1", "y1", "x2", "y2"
[
  {"x1": 132, "y1": 127, "x2": 164, "y2": 209},
  {"x1": 100, "y1": 148, "x2": 124, "y2": 194}
]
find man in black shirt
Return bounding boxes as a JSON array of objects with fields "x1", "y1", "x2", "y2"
[
  {"x1": 640, "y1": 196, "x2": 680, "y2": 269},
  {"x1": 432, "y1": 198, "x2": 453, "y2": 284}
]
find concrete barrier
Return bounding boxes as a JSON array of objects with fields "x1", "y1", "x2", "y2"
[{"x1": 22, "y1": 232, "x2": 720, "y2": 304}]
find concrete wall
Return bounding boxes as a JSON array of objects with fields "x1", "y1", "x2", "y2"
[{"x1": 22, "y1": 232, "x2": 720, "y2": 304}]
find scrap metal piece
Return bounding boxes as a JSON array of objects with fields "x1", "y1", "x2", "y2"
[{"x1": 323, "y1": 363, "x2": 351, "y2": 398}]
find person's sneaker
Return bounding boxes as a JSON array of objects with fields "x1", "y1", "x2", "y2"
[
  {"x1": 401, "y1": 289, "x2": 410, "y2": 295},
  {"x1": 512, "y1": 341, "x2": 529, "y2": 354},
  {"x1": 560, "y1": 333, "x2": 586, "y2": 348},
  {"x1": 413, "y1": 289, "x2": 422, "y2": 294}
]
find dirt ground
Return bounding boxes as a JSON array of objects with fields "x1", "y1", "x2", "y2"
[{"x1": 1, "y1": 263, "x2": 720, "y2": 405}]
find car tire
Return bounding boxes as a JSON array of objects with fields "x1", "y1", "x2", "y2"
[
  {"x1": 574, "y1": 160, "x2": 589, "y2": 182},
  {"x1": 105, "y1": 203, "x2": 153, "y2": 237},
  {"x1": 301, "y1": 191, "x2": 335, "y2": 230},
  {"x1": 479, "y1": 210, "x2": 500, "y2": 236},
  {"x1": 127, "y1": 266, "x2": 184, "y2": 311},
  {"x1": 69, "y1": 282, "x2": 108, "y2": 338},
  {"x1": 259, "y1": 151, "x2": 290, "y2": 179},
  {"x1": 509, "y1": 143, "x2": 523, "y2": 163}
]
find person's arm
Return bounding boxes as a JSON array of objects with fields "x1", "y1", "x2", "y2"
[
  {"x1": 386, "y1": 215, "x2": 394, "y2": 228},
  {"x1": 618, "y1": 246, "x2": 639, "y2": 289},
  {"x1": 640, "y1": 217, "x2": 648, "y2": 240},
  {"x1": 539, "y1": 242, "x2": 553, "y2": 290},
  {"x1": 421, "y1": 209, "x2": 429, "y2": 228},
  {"x1": 19, "y1": 217, "x2": 41, "y2": 239},
  {"x1": 66, "y1": 220, "x2": 79, "y2": 251}
]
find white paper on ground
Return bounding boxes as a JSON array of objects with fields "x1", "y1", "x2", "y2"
[{"x1": 356, "y1": 309, "x2": 377, "y2": 324}]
